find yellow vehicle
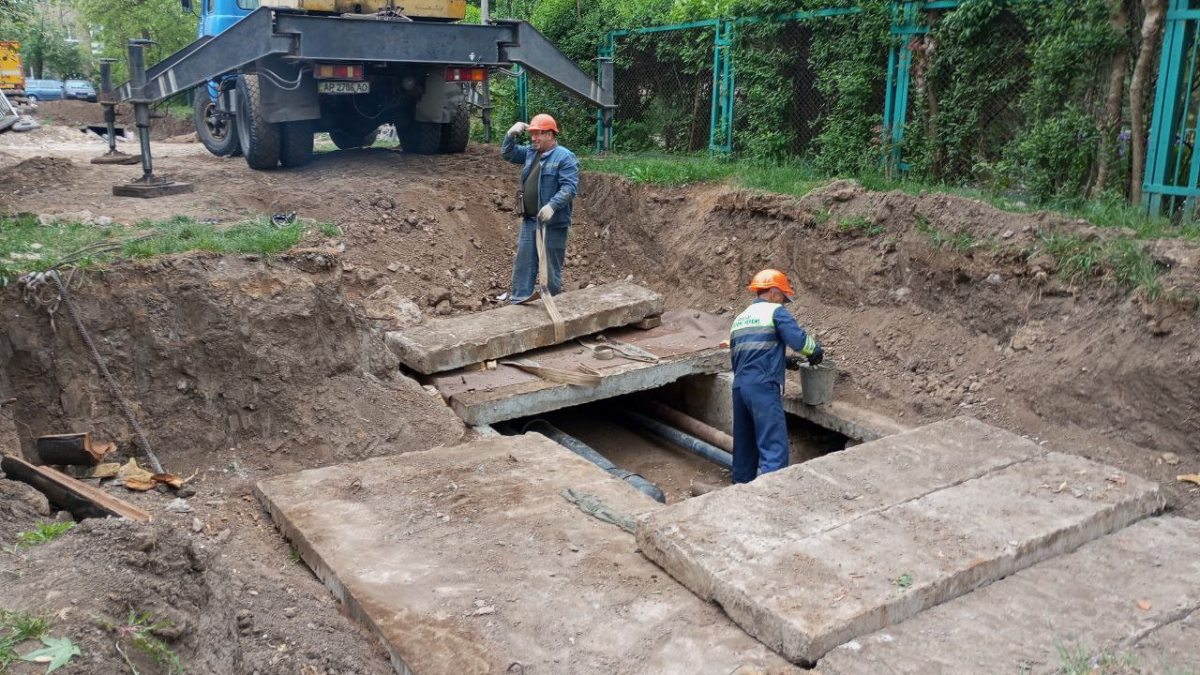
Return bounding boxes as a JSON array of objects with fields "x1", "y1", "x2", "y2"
[{"x1": 0, "y1": 41, "x2": 26, "y2": 98}]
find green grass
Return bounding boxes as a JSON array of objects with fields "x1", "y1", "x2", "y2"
[
  {"x1": 579, "y1": 155, "x2": 737, "y2": 185},
  {"x1": 15, "y1": 521, "x2": 75, "y2": 547},
  {"x1": 0, "y1": 610, "x2": 52, "y2": 671},
  {"x1": 1033, "y1": 230, "x2": 1166, "y2": 298},
  {"x1": 103, "y1": 610, "x2": 183, "y2": 675},
  {"x1": 0, "y1": 214, "x2": 315, "y2": 285}
]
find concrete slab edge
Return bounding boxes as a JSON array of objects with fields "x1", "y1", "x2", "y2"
[
  {"x1": 451, "y1": 349, "x2": 730, "y2": 426},
  {"x1": 254, "y1": 482, "x2": 418, "y2": 675},
  {"x1": 797, "y1": 485, "x2": 1167, "y2": 663}
]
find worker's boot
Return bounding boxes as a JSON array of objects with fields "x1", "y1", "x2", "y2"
[{"x1": 689, "y1": 481, "x2": 725, "y2": 497}]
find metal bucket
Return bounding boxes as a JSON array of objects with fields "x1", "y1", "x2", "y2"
[{"x1": 799, "y1": 362, "x2": 836, "y2": 406}]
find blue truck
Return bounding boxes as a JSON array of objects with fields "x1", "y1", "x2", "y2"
[{"x1": 109, "y1": 0, "x2": 613, "y2": 170}]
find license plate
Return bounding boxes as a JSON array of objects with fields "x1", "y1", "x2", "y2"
[{"x1": 317, "y1": 81, "x2": 369, "y2": 95}]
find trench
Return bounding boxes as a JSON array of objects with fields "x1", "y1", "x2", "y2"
[{"x1": 494, "y1": 380, "x2": 852, "y2": 505}]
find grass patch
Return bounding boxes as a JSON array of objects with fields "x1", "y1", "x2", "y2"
[
  {"x1": 0, "y1": 610, "x2": 52, "y2": 671},
  {"x1": 1032, "y1": 230, "x2": 1165, "y2": 298},
  {"x1": 0, "y1": 213, "x2": 315, "y2": 285},
  {"x1": 838, "y1": 215, "x2": 886, "y2": 237},
  {"x1": 15, "y1": 521, "x2": 75, "y2": 547},
  {"x1": 580, "y1": 155, "x2": 736, "y2": 185},
  {"x1": 103, "y1": 610, "x2": 183, "y2": 675}
]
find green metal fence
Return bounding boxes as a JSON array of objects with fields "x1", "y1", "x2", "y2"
[
  {"x1": 589, "y1": 0, "x2": 1200, "y2": 218},
  {"x1": 1144, "y1": 0, "x2": 1200, "y2": 218}
]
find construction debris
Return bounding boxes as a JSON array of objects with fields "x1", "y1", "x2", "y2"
[
  {"x1": 1, "y1": 454, "x2": 152, "y2": 522},
  {"x1": 35, "y1": 432, "x2": 115, "y2": 466}
]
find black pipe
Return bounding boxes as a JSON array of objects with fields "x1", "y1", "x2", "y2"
[
  {"x1": 623, "y1": 411, "x2": 734, "y2": 470},
  {"x1": 521, "y1": 420, "x2": 665, "y2": 503}
]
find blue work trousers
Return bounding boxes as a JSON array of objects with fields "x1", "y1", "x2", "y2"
[
  {"x1": 511, "y1": 217, "x2": 568, "y2": 302},
  {"x1": 731, "y1": 383, "x2": 789, "y2": 484}
]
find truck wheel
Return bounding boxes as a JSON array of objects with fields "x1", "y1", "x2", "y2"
[
  {"x1": 399, "y1": 120, "x2": 442, "y2": 155},
  {"x1": 235, "y1": 74, "x2": 281, "y2": 170},
  {"x1": 438, "y1": 104, "x2": 470, "y2": 154},
  {"x1": 329, "y1": 127, "x2": 378, "y2": 150},
  {"x1": 194, "y1": 86, "x2": 239, "y2": 157},
  {"x1": 27, "y1": 94, "x2": 38, "y2": 102},
  {"x1": 280, "y1": 121, "x2": 314, "y2": 167}
]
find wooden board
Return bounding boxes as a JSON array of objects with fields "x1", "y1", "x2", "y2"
[{"x1": 1, "y1": 454, "x2": 152, "y2": 522}]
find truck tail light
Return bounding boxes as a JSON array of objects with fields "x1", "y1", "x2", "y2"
[
  {"x1": 315, "y1": 64, "x2": 364, "y2": 81},
  {"x1": 445, "y1": 67, "x2": 486, "y2": 82}
]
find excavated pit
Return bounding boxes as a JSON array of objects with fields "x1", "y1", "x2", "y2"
[{"x1": 1, "y1": 133, "x2": 1198, "y2": 674}]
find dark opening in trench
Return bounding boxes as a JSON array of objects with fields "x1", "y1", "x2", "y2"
[{"x1": 496, "y1": 390, "x2": 850, "y2": 504}]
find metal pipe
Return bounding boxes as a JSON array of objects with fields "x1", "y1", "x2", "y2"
[
  {"x1": 126, "y1": 40, "x2": 154, "y2": 180},
  {"x1": 99, "y1": 59, "x2": 118, "y2": 154},
  {"x1": 624, "y1": 411, "x2": 733, "y2": 470},
  {"x1": 643, "y1": 401, "x2": 733, "y2": 452},
  {"x1": 522, "y1": 420, "x2": 665, "y2": 503}
]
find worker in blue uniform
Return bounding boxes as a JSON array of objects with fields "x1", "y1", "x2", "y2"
[{"x1": 728, "y1": 269, "x2": 823, "y2": 484}]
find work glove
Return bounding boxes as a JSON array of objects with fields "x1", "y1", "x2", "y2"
[
  {"x1": 537, "y1": 204, "x2": 555, "y2": 224},
  {"x1": 807, "y1": 344, "x2": 824, "y2": 367},
  {"x1": 785, "y1": 354, "x2": 804, "y2": 371},
  {"x1": 507, "y1": 121, "x2": 528, "y2": 137}
]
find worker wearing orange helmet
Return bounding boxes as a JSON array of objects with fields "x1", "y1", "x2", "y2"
[
  {"x1": 727, "y1": 269, "x2": 823, "y2": 483},
  {"x1": 501, "y1": 113, "x2": 579, "y2": 302}
]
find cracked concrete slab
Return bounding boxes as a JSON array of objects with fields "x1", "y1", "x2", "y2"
[
  {"x1": 636, "y1": 418, "x2": 1163, "y2": 665},
  {"x1": 818, "y1": 517, "x2": 1200, "y2": 675},
  {"x1": 256, "y1": 433, "x2": 802, "y2": 675},
  {"x1": 385, "y1": 282, "x2": 663, "y2": 374}
]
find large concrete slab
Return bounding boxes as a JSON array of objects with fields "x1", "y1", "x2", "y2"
[
  {"x1": 386, "y1": 282, "x2": 664, "y2": 374},
  {"x1": 429, "y1": 310, "x2": 730, "y2": 425},
  {"x1": 636, "y1": 418, "x2": 1164, "y2": 665},
  {"x1": 256, "y1": 433, "x2": 802, "y2": 675},
  {"x1": 818, "y1": 517, "x2": 1200, "y2": 675}
]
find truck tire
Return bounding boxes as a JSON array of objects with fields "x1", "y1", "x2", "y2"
[
  {"x1": 399, "y1": 120, "x2": 442, "y2": 155},
  {"x1": 280, "y1": 121, "x2": 314, "y2": 167},
  {"x1": 438, "y1": 104, "x2": 470, "y2": 154},
  {"x1": 329, "y1": 127, "x2": 378, "y2": 150},
  {"x1": 194, "y1": 85, "x2": 239, "y2": 157},
  {"x1": 235, "y1": 74, "x2": 281, "y2": 170}
]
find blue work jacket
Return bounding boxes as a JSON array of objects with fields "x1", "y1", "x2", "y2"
[{"x1": 501, "y1": 136, "x2": 579, "y2": 228}]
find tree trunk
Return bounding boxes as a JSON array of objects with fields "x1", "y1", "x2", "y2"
[
  {"x1": 1095, "y1": 0, "x2": 1130, "y2": 196},
  {"x1": 1129, "y1": 0, "x2": 1166, "y2": 204}
]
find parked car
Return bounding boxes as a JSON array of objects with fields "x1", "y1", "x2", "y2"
[
  {"x1": 63, "y1": 79, "x2": 96, "y2": 102},
  {"x1": 24, "y1": 79, "x2": 64, "y2": 102}
]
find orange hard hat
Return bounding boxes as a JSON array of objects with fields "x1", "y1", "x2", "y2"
[
  {"x1": 748, "y1": 269, "x2": 795, "y2": 299},
  {"x1": 527, "y1": 113, "x2": 559, "y2": 134}
]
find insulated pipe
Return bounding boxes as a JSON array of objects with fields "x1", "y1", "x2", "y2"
[
  {"x1": 624, "y1": 411, "x2": 734, "y2": 470},
  {"x1": 643, "y1": 401, "x2": 734, "y2": 453},
  {"x1": 522, "y1": 420, "x2": 665, "y2": 503}
]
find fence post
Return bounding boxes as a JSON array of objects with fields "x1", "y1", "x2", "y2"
[
  {"x1": 596, "y1": 32, "x2": 615, "y2": 153},
  {"x1": 883, "y1": 1, "x2": 921, "y2": 174},
  {"x1": 1142, "y1": 0, "x2": 1194, "y2": 215},
  {"x1": 709, "y1": 20, "x2": 734, "y2": 155}
]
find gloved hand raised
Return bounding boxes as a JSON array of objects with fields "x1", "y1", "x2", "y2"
[
  {"x1": 807, "y1": 344, "x2": 824, "y2": 367},
  {"x1": 507, "y1": 121, "x2": 528, "y2": 137},
  {"x1": 538, "y1": 204, "x2": 555, "y2": 224}
]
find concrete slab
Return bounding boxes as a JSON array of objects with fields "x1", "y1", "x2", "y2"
[
  {"x1": 385, "y1": 282, "x2": 664, "y2": 374},
  {"x1": 670, "y1": 372, "x2": 910, "y2": 442},
  {"x1": 256, "y1": 433, "x2": 802, "y2": 675},
  {"x1": 636, "y1": 418, "x2": 1163, "y2": 665},
  {"x1": 818, "y1": 517, "x2": 1200, "y2": 675},
  {"x1": 429, "y1": 310, "x2": 730, "y2": 426}
]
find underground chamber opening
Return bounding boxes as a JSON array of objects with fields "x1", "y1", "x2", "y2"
[{"x1": 493, "y1": 388, "x2": 851, "y2": 504}]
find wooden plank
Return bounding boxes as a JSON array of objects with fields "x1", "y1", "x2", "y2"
[
  {"x1": 1, "y1": 454, "x2": 152, "y2": 522},
  {"x1": 385, "y1": 282, "x2": 664, "y2": 374}
]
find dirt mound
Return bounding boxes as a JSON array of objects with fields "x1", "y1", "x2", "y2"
[
  {"x1": 0, "y1": 488, "x2": 392, "y2": 675},
  {"x1": 34, "y1": 99, "x2": 193, "y2": 139},
  {"x1": 0, "y1": 156, "x2": 81, "y2": 194},
  {"x1": 0, "y1": 252, "x2": 465, "y2": 476}
]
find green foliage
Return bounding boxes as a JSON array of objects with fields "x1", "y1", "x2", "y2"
[
  {"x1": 1032, "y1": 230, "x2": 1165, "y2": 298},
  {"x1": 75, "y1": 0, "x2": 199, "y2": 83},
  {"x1": 105, "y1": 610, "x2": 183, "y2": 675},
  {"x1": 0, "y1": 213, "x2": 314, "y2": 285},
  {"x1": 0, "y1": 610, "x2": 52, "y2": 671},
  {"x1": 20, "y1": 635, "x2": 80, "y2": 674},
  {"x1": 3, "y1": 0, "x2": 90, "y2": 80},
  {"x1": 15, "y1": 521, "x2": 75, "y2": 547}
]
